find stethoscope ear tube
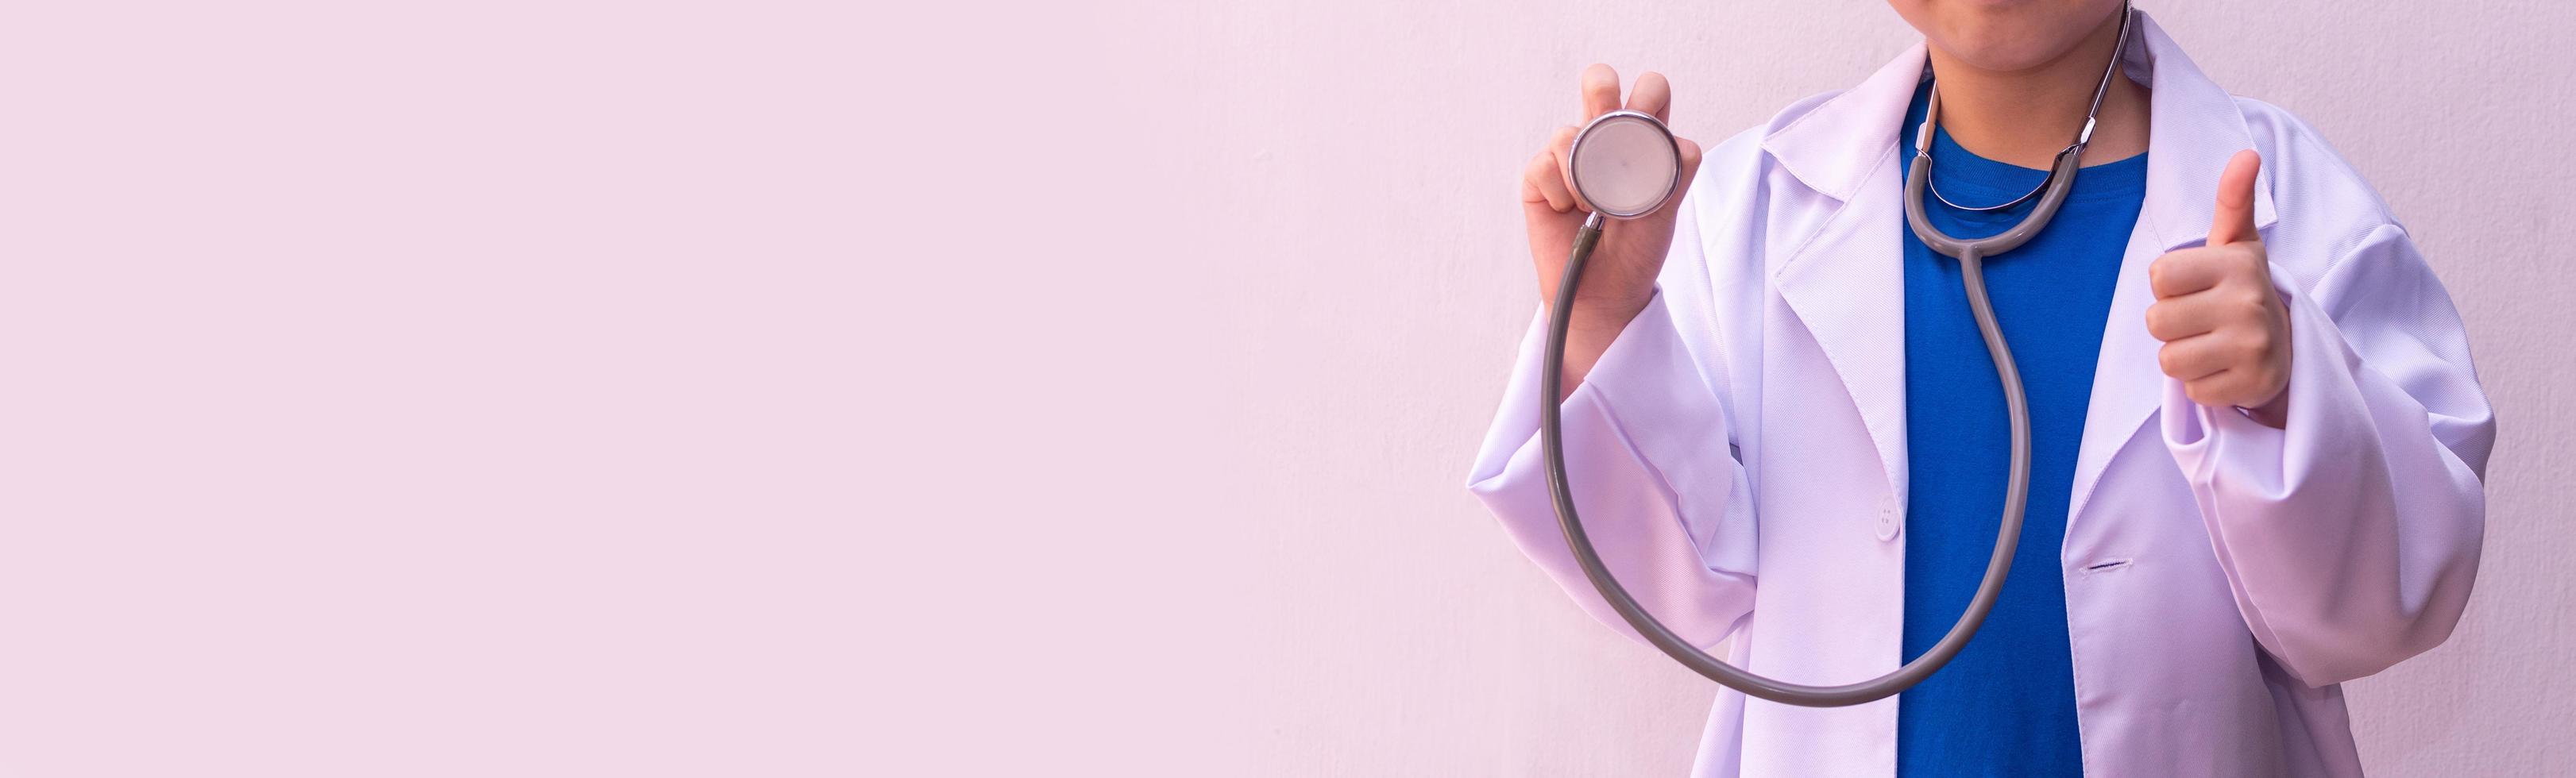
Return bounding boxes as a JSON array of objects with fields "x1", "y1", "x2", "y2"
[{"x1": 1540, "y1": 214, "x2": 2032, "y2": 708}]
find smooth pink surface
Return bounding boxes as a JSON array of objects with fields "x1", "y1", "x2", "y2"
[
  {"x1": 0, "y1": 1, "x2": 2568, "y2": 776},
  {"x1": 0, "y1": 2, "x2": 1238, "y2": 776}
]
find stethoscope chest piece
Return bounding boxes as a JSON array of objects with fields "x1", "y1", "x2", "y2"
[{"x1": 1569, "y1": 110, "x2": 1682, "y2": 220}]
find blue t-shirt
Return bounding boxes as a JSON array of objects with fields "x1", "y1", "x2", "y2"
[{"x1": 1895, "y1": 81, "x2": 2145, "y2": 777}]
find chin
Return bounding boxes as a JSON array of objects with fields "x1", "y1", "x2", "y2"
[
  {"x1": 1944, "y1": 25, "x2": 2091, "y2": 71},
  {"x1": 1891, "y1": 0, "x2": 2122, "y2": 72}
]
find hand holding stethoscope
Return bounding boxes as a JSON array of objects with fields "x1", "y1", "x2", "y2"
[
  {"x1": 1517, "y1": 1, "x2": 2146, "y2": 708},
  {"x1": 1518, "y1": 64, "x2": 1704, "y2": 399}
]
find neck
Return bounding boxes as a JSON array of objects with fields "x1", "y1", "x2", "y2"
[{"x1": 1927, "y1": 10, "x2": 2149, "y2": 169}]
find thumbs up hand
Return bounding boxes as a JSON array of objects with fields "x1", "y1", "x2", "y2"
[{"x1": 2145, "y1": 150, "x2": 2293, "y2": 427}]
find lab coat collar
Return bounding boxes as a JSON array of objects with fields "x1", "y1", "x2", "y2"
[
  {"x1": 2127, "y1": 10, "x2": 2281, "y2": 248},
  {"x1": 1758, "y1": 9, "x2": 2277, "y2": 248},
  {"x1": 2069, "y1": 12, "x2": 2281, "y2": 525},
  {"x1": 1760, "y1": 9, "x2": 2275, "y2": 514}
]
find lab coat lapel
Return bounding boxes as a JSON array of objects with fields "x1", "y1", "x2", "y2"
[
  {"x1": 2067, "y1": 11, "x2": 2279, "y2": 525},
  {"x1": 1761, "y1": 44, "x2": 1931, "y2": 509},
  {"x1": 1755, "y1": 11, "x2": 2288, "y2": 532}
]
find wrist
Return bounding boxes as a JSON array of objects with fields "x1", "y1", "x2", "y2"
[
  {"x1": 1551, "y1": 291, "x2": 1655, "y2": 401},
  {"x1": 1566, "y1": 291, "x2": 1654, "y2": 335}
]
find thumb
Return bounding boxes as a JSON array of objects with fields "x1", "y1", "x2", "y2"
[{"x1": 2207, "y1": 148, "x2": 2261, "y2": 246}]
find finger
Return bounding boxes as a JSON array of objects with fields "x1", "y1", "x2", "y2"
[
  {"x1": 2207, "y1": 148, "x2": 2261, "y2": 246},
  {"x1": 2183, "y1": 370, "x2": 2234, "y2": 406},
  {"x1": 2184, "y1": 370, "x2": 2264, "y2": 408},
  {"x1": 1522, "y1": 146, "x2": 1574, "y2": 213},
  {"x1": 1626, "y1": 71, "x2": 1672, "y2": 123},
  {"x1": 1580, "y1": 64, "x2": 1621, "y2": 121},
  {"x1": 1549, "y1": 125, "x2": 1595, "y2": 214},
  {"x1": 2144, "y1": 295, "x2": 2217, "y2": 341},
  {"x1": 2156, "y1": 332, "x2": 2236, "y2": 382},
  {"x1": 2148, "y1": 248, "x2": 2228, "y2": 298}
]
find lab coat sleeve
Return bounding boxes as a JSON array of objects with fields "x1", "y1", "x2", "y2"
[
  {"x1": 2161, "y1": 221, "x2": 2496, "y2": 687},
  {"x1": 1464, "y1": 245, "x2": 1759, "y2": 651}
]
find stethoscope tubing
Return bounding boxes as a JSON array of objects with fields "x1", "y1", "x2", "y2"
[
  {"x1": 1538, "y1": 1, "x2": 2126, "y2": 709},
  {"x1": 1539, "y1": 215, "x2": 2032, "y2": 707}
]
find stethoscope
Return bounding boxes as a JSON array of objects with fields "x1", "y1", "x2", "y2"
[{"x1": 1540, "y1": 3, "x2": 2132, "y2": 707}]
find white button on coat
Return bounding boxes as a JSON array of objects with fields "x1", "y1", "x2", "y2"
[{"x1": 1875, "y1": 495, "x2": 1900, "y2": 541}]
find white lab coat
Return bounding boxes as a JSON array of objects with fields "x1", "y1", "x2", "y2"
[{"x1": 1466, "y1": 11, "x2": 2493, "y2": 777}]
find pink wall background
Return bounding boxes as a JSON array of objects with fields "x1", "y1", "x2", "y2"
[{"x1": 0, "y1": 1, "x2": 2565, "y2": 776}]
